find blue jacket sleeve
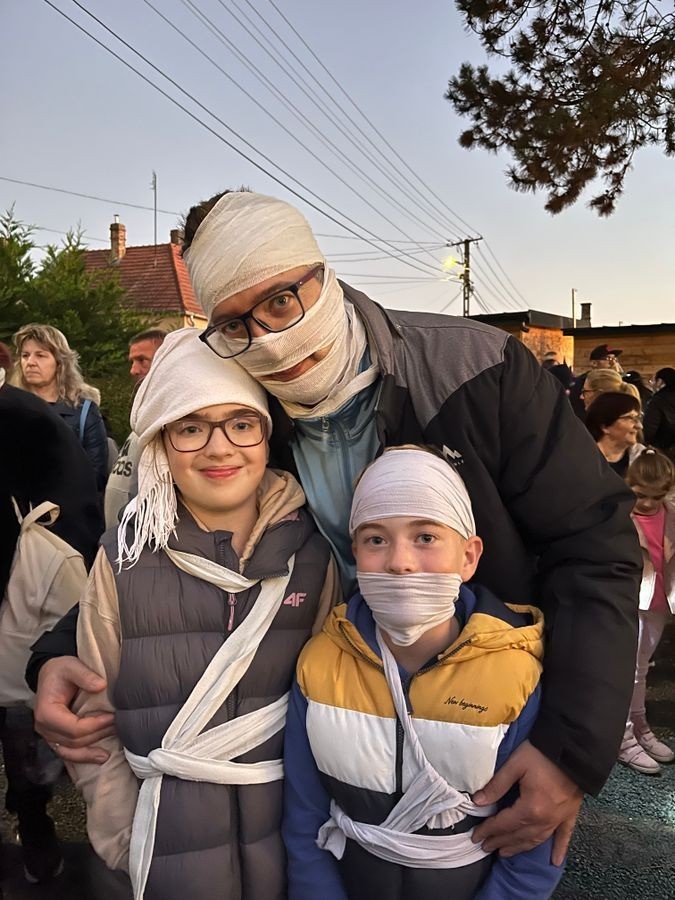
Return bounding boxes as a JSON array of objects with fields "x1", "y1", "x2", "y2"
[
  {"x1": 283, "y1": 680, "x2": 347, "y2": 900},
  {"x1": 82, "y1": 402, "x2": 109, "y2": 491},
  {"x1": 475, "y1": 687, "x2": 565, "y2": 900}
]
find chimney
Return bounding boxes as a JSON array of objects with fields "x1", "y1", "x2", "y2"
[
  {"x1": 579, "y1": 302, "x2": 592, "y2": 327},
  {"x1": 170, "y1": 228, "x2": 183, "y2": 246},
  {"x1": 110, "y1": 214, "x2": 126, "y2": 263}
]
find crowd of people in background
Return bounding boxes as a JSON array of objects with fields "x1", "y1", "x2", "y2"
[
  {"x1": 539, "y1": 343, "x2": 675, "y2": 777},
  {"x1": 0, "y1": 193, "x2": 672, "y2": 899}
]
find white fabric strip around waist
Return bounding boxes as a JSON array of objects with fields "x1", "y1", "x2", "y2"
[
  {"x1": 124, "y1": 692, "x2": 288, "y2": 785},
  {"x1": 318, "y1": 798, "x2": 493, "y2": 869}
]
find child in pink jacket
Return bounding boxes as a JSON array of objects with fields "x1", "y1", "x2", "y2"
[{"x1": 618, "y1": 448, "x2": 675, "y2": 775}]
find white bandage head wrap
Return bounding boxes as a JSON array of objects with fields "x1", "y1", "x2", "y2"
[
  {"x1": 184, "y1": 192, "x2": 379, "y2": 417},
  {"x1": 350, "y1": 448, "x2": 476, "y2": 646},
  {"x1": 117, "y1": 328, "x2": 271, "y2": 569}
]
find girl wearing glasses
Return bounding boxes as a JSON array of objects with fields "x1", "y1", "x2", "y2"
[
  {"x1": 67, "y1": 329, "x2": 339, "y2": 900},
  {"x1": 585, "y1": 391, "x2": 644, "y2": 478}
]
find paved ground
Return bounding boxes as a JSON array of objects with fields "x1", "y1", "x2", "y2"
[
  {"x1": 1, "y1": 628, "x2": 674, "y2": 898},
  {"x1": 554, "y1": 625, "x2": 675, "y2": 899}
]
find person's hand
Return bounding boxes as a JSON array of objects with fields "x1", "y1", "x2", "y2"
[
  {"x1": 471, "y1": 740, "x2": 583, "y2": 865},
  {"x1": 33, "y1": 656, "x2": 116, "y2": 764}
]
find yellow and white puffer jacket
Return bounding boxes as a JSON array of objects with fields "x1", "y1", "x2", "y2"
[{"x1": 284, "y1": 583, "x2": 548, "y2": 900}]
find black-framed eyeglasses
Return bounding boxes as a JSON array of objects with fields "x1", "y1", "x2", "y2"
[
  {"x1": 199, "y1": 265, "x2": 324, "y2": 359},
  {"x1": 163, "y1": 413, "x2": 266, "y2": 452}
]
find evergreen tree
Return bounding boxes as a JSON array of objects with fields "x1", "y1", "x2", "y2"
[{"x1": 446, "y1": 0, "x2": 675, "y2": 215}]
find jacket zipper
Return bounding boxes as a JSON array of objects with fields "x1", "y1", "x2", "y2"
[
  {"x1": 224, "y1": 594, "x2": 240, "y2": 850},
  {"x1": 419, "y1": 638, "x2": 474, "y2": 675},
  {"x1": 226, "y1": 593, "x2": 237, "y2": 632},
  {"x1": 338, "y1": 622, "x2": 407, "y2": 797},
  {"x1": 395, "y1": 674, "x2": 412, "y2": 796},
  {"x1": 318, "y1": 415, "x2": 361, "y2": 509}
]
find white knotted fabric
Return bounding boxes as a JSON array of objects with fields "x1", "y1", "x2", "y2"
[
  {"x1": 317, "y1": 626, "x2": 495, "y2": 869},
  {"x1": 349, "y1": 447, "x2": 475, "y2": 540},
  {"x1": 124, "y1": 547, "x2": 295, "y2": 900}
]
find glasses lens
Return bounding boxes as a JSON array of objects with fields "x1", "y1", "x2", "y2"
[
  {"x1": 224, "y1": 414, "x2": 265, "y2": 446},
  {"x1": 167, "y1": 420, "x2": 211, "y2": 452},
  {"x1": 253, "y1": 291, "x2": 304, "y2": 332},
  {"x1": 205, "y1": 323, "x2": 251, "y2": 359}
]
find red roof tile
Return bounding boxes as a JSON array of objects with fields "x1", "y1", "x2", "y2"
[{"x1": 84, "y1": 243, "x2": 204, "y2": 318}]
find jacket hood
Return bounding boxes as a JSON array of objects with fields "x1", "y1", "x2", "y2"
[
  {"x1": 322, "y1": 583, "x2": 544, "y2": 671},
  {"x1": 239, "y1": 467, "x2": 306, "y2": 567},
  {"x1": 165, "y1": 467, "x2": 311, "y2": 578}
]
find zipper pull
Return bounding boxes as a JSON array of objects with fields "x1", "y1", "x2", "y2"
[{"x1": 227, "y1": 593, "x2": 237, "y2": 632}]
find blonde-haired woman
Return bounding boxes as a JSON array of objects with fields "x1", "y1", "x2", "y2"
[
  {"x1": 579, "y1": 369, "x2": 625, "y2": 411},
  {"x1": 12, "y1": 324, "x2": 108, "y2": 489}
]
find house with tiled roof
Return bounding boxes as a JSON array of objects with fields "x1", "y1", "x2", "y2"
[{"x1": 83, "y1": 218, "x2": 206, "y2": 328}]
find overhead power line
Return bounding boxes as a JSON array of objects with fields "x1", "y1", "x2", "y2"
[
  {"x1": 254, "y1": 0, "x2": 534, "y2": 309},
  {"x1": 209, "y1": 0, "x2": 455, "y2": 246},
  {"x1": 0, "y1": 175, "x2": 179, "y2": 216},
  {"x1": 483, "y1": 241, "x2": 531, "y2": 308},
  {"x1": 143, "y1": 0, "x2": 448, "y2": 263},
  {"x1": 42, "y1": 0, "x2": 443, "y2": 278},
  {"x1": 316, "y1": 234, "x2": 443, "y2": 244},
  {"x1": 261, "y1": 0, "x2": 478, "y2": 239},
  {"x1": 338, "y1": 272, "x2": 443, "y2": 281},
  {"x1": 438, "y1": 287, "x2": 463, "y2": 313},
  {"x1": 473, "y1": 244, "x2": 524, "y2": 311},
  {"x1": 472, "y1": 247, "x2": 523, "y2": 312},
  {"x1": 34, "y1": 225, "x2": 108, "y2": 243}
]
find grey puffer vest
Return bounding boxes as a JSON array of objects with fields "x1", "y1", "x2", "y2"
[{"x1": 101, "y1": 506, "x2": 330, "y2": 900}]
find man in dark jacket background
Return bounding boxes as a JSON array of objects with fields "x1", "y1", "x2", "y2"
[
  {"x1": 569, "y1": 343, "x2": 624, "y2": 418},
  {"x1": 28, "y1": 192, "x2": 640, "y2": 872},
  {"x1": 643, "y1": 367, "x2": 675, "y2": 457}
]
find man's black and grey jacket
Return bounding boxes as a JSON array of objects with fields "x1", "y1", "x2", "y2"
[
  {"x1": 271, "y1": 285, "x2": 641, "y2": 796},
  {"x1": 28, "y1": 285, "x2": 641, "y2": 797}
]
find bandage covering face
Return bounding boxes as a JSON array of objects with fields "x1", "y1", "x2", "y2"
[
  {"x1": 117, "y1": 328, "x2": 271, "y2": 568},
  {"x1": 350, "y1": 448, "x2": 476, "y2": 646},
  {"x1": 184, "y1": 191, "x2": 379, "y2": 417}
]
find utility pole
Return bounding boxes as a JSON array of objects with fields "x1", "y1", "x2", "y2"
[
  {"x1": 447, "y1": 236, "x2": 482, "y2": 316},
  {"x1": 571, "y1": 287, "x2": 577, "y2": 327},
  {"x1": 151, "y1": 170, "x2": 158, "y2": 266}
]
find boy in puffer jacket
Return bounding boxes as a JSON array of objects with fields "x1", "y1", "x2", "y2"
[{"x1": 283, "y1": 446, "x2": 565, "y2": 899}]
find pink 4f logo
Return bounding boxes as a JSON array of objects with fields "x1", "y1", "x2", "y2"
[{"x1": 283, "y1": 592, "x2": 306, "y2": 607}]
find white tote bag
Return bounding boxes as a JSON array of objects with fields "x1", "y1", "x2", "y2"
[{"x1": 0, "y1": 500, "x2": 87, "y2": 707}]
